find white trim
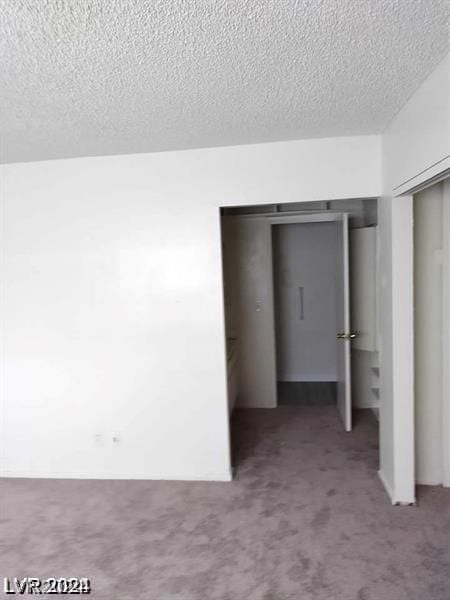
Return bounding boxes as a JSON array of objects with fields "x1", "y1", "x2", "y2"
[
  {"x1": 391, "y1": 195, "x2": 415, "y2": 504},
  {"x1": 393, "y1": 157, "x2": 450, "y2": 197},
  {"x1": 265, "y1": 212, "x2": 347, "y2": 410},
  {"x1": 396, "y1": 175, "x2": 449, "y2": 494},
  {"x1": 267, "y1": 220, "x2": 278, "y2": 407},
  {"x1": 267, "y1": 212, "x2": 344, "y2": 225},
  {"x1": 378, "y1": 469, "x2": 416, "y2": 506},
  {"x1": 442, "y1": 178, "x2": 450, "y2": 487},
  {"x1": 0, "y1": 469, "x2": 234, "y2": 482},
  {"x1": 415, "y1": 476, "x2": 445, "y2": 486},
  {"x1": 378, "y1": 469, "x2": 396, "y2": 504}
]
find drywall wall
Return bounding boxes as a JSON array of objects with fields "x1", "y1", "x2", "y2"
[
  {"x1": 273, "y1": 222, "x2": 338, "y2": 382},
  {"x1": 1, "y1": 135, "x2": 381, "y2": 480},
  {"x1": 414, "y1": 183, "x2": 443, "y2": 485},
  {"x1": 221, "y1": 217, "x2": 240, "y2": 415},
  {"x1": 380, "y1": 54, "x2": 449, "y2": 503},
  {"x1": 350, "y1": 227, "x2": 377, "y2": 352},
  {"x1": 349, "y1": 226, "x2": 378, "y2": 410},
  {"x1": 221, "y1": 217, "x2": 239, "y2": 341},
  {"x1": 378, "y1": 193, "x2": 414, "y2": 504},
  {"x1": 233, "y1": 216, "x2": 277, "y2": 408},
  {"x1": 352, "y1": 350, "x2": 378, "y2": 409},
  {"x1": 383, "y1": 53, "x2": 450, "y2": 195}
]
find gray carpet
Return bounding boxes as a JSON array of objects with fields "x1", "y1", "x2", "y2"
[{"x1": 1, "y1": 406, "x2": 449, "y2": 600}]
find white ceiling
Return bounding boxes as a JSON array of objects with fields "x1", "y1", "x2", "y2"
[{"x1": 1, "y1": 0, "x2": 448, "y2": 163}]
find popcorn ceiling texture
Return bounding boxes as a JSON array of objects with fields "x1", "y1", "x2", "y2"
[{"x1": 0, "y1": 0, "x2": 448, "y2": 163}]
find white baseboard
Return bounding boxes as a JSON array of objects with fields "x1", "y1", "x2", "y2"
[
  {"x1": 0, "y1": 469, "x2": 233, "y2": 483},
  {"x1": 415, "y1": 476, "x2": 444, "y2": 486},
  {"x1": 378, "y1": 469, "x2": 416, "y2": 505},
  {"x1": 278, "y1": 376, "x2": 337, "y2": 382},
  {"x1": 378, "y1": 469, "x2": 396, "y2": 504}
]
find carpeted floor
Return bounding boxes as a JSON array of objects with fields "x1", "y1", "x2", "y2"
[{"x1": 1, "y1": 406, "x2": 449, "y2": 600}]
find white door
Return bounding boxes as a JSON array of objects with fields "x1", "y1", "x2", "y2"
[{"x1": 336, "y1": 214, "x2": 352, "y2": 431}]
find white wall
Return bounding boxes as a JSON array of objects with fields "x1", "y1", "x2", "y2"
[
  {"x1": 383, "y1": 53, "x2": 450, "y2": 195},
  {"x1": 352, "y1": 351, "x2": 377, "y2": 409},
  {"x1": 273, "y1": 222, "x2": 337, "y2": 382},
  {"x1": 1, "y1": 135, "x2": 381, "y2": 480},
  {"x1": 378, "y1": 194, "x2": 414, "y2": 503},
  {"x1": 221, "y1": 217, "x2": 239, "y2": 340},
  {"x1": 350, "y1": 227, "x2": 377, "y2": 352},
  {"x1": 414, "y1": 183, "x2": 443, "y2": 485},
  {"x1": 349, "y1": 226, "x2": 378, "y2": 410},
  {"x1": 234, "y1": 216, "x2": 277, "y2": 408},
  {"x1": 380, "y1": 52, "x2": 450, "y2": 503}
]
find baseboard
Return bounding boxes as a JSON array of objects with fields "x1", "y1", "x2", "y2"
[
  {"x1": 378, "y1": 469, "x2": 398, "y2": 504},
  {"x1": 415, "y1": 476, "x2": 444, "y2": 486},
  {"x1": 378, "y1": 470, "x2": 416, "y2": 506},
  {"x1": 0, "y1": 469, "x2": 233, "y2": 483},
  {"x1": 235, "y1": 400, "x2": 277, "y2": 409}
]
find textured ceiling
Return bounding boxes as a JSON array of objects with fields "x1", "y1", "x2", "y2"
[{"x1": 1, "y1": 0, "x2": 448, "y2": 163}]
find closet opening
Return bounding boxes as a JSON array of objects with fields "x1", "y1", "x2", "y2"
[
  {"x1": 413, "y1": 178, "x2": 450, "y2": 489},
  {"x1": 220, "y1": 198, "x2": 379, "y2": 474}
]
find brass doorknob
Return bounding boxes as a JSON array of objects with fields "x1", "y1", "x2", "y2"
[{"x1": 337, "y1": 332, "x2": 357, "y2": 340}]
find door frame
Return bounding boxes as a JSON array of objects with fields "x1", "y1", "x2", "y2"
[
  {"x1": 407, "y1": 177, "x2": 450, "y2": 490},
  {"x1": 443, "y1": 178, "x2": 450, "y2": 487},
  {"x1": 385, "y1": 175, "x2": 449, "y2": 504},
  {"x1": 379, "y1": 194, "x2": 415, "y2": 504},
  {"x1": 265, "y1": 212, "x2": 349, "y2": 409},
  {"x1": 231, "y1": 210, "x2": 350, "y2": 411}
]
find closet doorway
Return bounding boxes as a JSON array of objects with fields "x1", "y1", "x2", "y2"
[
  {"x1": 272, "y1": 215, "x2": 351, "y2": 431},
  {"x1": 221, "y1": 198, "x2": 379, "y2": 454}
]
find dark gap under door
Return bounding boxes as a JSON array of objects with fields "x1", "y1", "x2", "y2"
[{"x1": 277, "y1": 382, "x2": 337, "y2": 405}]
